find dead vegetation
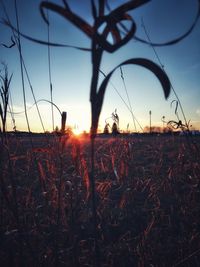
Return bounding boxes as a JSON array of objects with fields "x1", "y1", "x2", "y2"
[{"x1": 0, "y1": 134, "x2": 200, "y2": 267}]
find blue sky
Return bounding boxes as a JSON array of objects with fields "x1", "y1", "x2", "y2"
[{"x1": 0, "y1": 0, "x2": 200, "y2": 133}]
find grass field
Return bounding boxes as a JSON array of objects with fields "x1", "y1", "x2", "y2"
[{"x1": 0, "y1": 134, "x2": 200, "y2": 267}]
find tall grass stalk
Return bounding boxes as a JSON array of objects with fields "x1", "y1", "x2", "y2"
[
  {"x1": 14, "y1": 0, "x2": 32, "y2": 135},
  {"x1": 141, "y1": 18, "x2": 191, "y2": 131},
  {"x1": 0, "y1": 63, "x2": 12, "y2": 134}
]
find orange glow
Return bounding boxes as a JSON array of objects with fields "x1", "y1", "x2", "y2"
[{"x1": 73, "y1": 127, "x2": 83, "y2": 136}]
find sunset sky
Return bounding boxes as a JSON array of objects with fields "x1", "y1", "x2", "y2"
[{"x1": 0, "y1": 0, "x2": 200, "y2": 133}]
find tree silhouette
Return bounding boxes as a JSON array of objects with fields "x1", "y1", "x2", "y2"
[
  {"x1": 112, "y1": 122, "x2": 119, "y2": 136},
  {"x1": 103, "y1": 123, "x2": 110, "y2": 134}
]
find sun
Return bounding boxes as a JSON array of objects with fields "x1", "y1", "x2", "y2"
[{"x1": 73, "y1": 128, "x2": 82, "y2": 136}]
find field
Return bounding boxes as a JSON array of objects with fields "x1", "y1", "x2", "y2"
[{"x1": 0, "y1": 134, "x2": 200, "y2": 267}]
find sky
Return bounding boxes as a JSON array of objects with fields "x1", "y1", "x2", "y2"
[{"x1": 0, "y1": 0, "x2": 200, "y2": 133}]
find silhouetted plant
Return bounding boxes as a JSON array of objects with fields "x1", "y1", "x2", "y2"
[
  {"x1": 1, "y1": 36, "x2": 16, "y2": 48},
  {"x1": 112, "y1": 109, "x2": 119, "y2": 129},
  {"x1": 112, "y1": 122, "x2": 119, "y2": 136},
  {"x1": 149, "y1": 110, "x2": 152, "y2": 133},
  {"x1": 169, "y1": 100, "x2": 191, "y2": 132},
  {"x1": 167, "y1": 119, "x2": 190, "y2": 132},
  {"x1": 126, "y1": 123, "x2": 130, "y2": 133},
  {"x1": 4, "y1": 1, "x2": 200, "y2": 266},
  {"x1": 39, "y1": 1, "x2": 171, "y2": 138},
  {"x1": 0, "y1": 63, "x2": 12, "y2": 133},
  {"x1": 161, "y1": 115, "x2": 166, "y2": 131},
  {"x1": 103, "y1": 123, "x2": 110, "y2": 134},
  {"x1": 61, "y1": 111, "x2": 67, "y2": 133},
  {"x1": 1, "y1": 1, "x2": 200, "y2": 266},
  {"x1": 38, "y1": 1, "x2": 171, "y2": 265}
]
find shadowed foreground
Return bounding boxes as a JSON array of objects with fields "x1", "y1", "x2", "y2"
[{"x1": 0, "y1": 134, "x2": 200, "y2": 266}]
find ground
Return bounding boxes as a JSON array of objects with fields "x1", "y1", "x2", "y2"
[{"x1": 0, "y1": 134, "x2": 200, "y2": 266}]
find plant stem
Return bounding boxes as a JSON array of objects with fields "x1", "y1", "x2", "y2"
[{"x1": 90, "y1": 136, "x2": 100, "y2": 267}]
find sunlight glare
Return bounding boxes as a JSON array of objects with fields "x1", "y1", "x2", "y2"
[{"x1": 73, "y1": 126, "x2": 83, "y2": 136}]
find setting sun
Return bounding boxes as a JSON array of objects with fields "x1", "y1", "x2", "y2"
[{"x1": 72, "y1": 125, "x2": 84, "y2": 136}]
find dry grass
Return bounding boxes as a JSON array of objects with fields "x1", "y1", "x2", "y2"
[{"x1": 0, "y1": 134, "x2": 200, "y2": 266}]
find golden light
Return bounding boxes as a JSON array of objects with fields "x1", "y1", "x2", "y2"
[{"x1": 73, "y1": 125, "x2": 83, "y2": 136}]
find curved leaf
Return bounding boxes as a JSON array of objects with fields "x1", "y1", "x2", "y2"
[
  {"x1": 136, "y1": 0, "x2": 200, "y2": 46},
  {"x1": 91, "y1": 0, "x2": 97, "y2": 19},
  {"x1": 40, "y1": 1, "x2": 94, "y2": 37},
  {"x1": 2, "y1": 19, "x2": 91, "y2": 51},
  {"x1": 98, "y1": 57, "x2": 171, "y2": 104},
  {"x1": 97, "y1": 14, "x2": 136, "y2": 53},
  {"x1": 171, "y1": 100, "x2": 178, "y2": 115},
  {"x1": 40, "y1": 0, "x2": 147, "y2": 53},
  {"x1": 107, "y1": 0, "x2": 200, "y2": 47},
  {"x1": 91, "y1": 58, "x2": 171, "y2": 134},
  {"x1": 109, "y1": 0, "x2": 150, "y2": 19}
]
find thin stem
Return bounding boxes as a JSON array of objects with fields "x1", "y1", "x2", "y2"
[
  {"x1": 46, "y1": 3, "x2": 55, "y2": 131},
  {"x1": 120, "y1": 66, "x2": 137, "y2": 132},
  {"x1": 14, "y1": 0, "x2": 31, "y2": 134},
  {"x1": 90, "y1": 136, "x2": 100, "y2": 267},
  {"x1": 141, "y1": 18, "x2": 189, "y2": 130},
  {"x1": 89, "y1": 26, "x2": 103, "y2": 264}
]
